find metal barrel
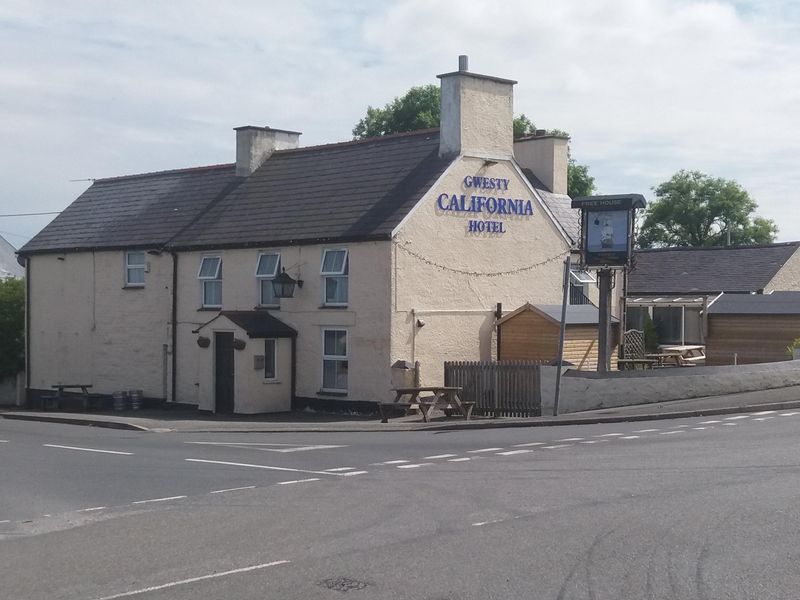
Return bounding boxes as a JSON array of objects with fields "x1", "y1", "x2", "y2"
[
  {"x1": 112, "y1": 391, "x2": 128, "y2": 411},
  {"x1": 128, "y1": 389, "x2": 143, "y2": 411}
]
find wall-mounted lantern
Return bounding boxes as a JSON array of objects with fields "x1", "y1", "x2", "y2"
[
  {"x1": 197, "y1": 336, "x2": 210, "y2": 348},
  {"x1": 271, "y1": 267, "x2": 303, "y2": 299}
]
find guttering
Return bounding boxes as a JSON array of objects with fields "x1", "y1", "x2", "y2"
[{"x1": 170, "y1": 251, "x2": 178, "y2": 403}]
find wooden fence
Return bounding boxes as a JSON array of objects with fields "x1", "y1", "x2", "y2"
[{"x1": 444, "y1": 361, "x2": 544, "y2": 417}]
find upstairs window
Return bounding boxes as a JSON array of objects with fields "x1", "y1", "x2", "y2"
[
  {"x1": 568, "y1": 268, "x2": 594, "y2": 305},
  {"x1": 198, "y1": 256, "x2": 222, "y2": 308},
  {"x1": 321, "y1": 249, "x2": 348, "y2": 306},
  {"x1": 125, "y1": 251, "x2": 146, "y2": 287},
  {"x1": 256, "y1": 252, "x2": 281, "y2": 307}
]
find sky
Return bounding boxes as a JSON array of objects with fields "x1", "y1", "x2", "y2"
[{"x1": 1, "y1": 0, "x2": 799, "y2": 248}]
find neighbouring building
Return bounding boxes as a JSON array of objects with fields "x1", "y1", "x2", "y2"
[
  {"x1": 20, "y1": 57, "x2": 605, "y2": 414},
  {"x1": 625, "y1": 242, "x2": 800, "y2": 347},
  {"x1": 0, "y1": 235, "x2": 24, "y2": 279}
]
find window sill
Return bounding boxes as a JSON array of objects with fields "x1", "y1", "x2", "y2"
[
  {"x1": 318, "y1": 389, "x2": 348, "y2": 397},
  {"x1": 254, "y1": 305, "x2": 280, "y2": 310},
  {"x1": 319, "y1": 305, "x2": 348, "y2": 310},
  {"x1": 263, "y1": 379, "x2": 282, "y2": 385},
  {"x1": 122, "y1": 285, "x2": 145, "y2": 290},
  {"x1": 198, "y1": 307, "x2": 221, "y2": 312}
]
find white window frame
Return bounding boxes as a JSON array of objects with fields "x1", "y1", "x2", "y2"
[
  {"x1": 321, "y1": 328, "x2": 348, "y2": 392},
  {"x1": 125, "y1": 250, "x2": 146, "y2": 287},
  {"x1": 255, "y1": 252, "x2": 281, "y2": 307},
  {"x1": 264, "y1": 338, "x2": 277, "y2": 381},
  {"x1": 198, "y1": 256, "x2": 222, "y2": 308},
  {"x1": 320, "y1": 248, "x2": 348, "y2": 307}
]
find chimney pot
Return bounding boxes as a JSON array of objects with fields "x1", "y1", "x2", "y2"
[{"x1": 458, "y1": 55, "x2": 469, "y2": 71}]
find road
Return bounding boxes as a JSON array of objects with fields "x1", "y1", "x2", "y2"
[{"x1": 2, "y1": 409, "x2": 800, "y2": 599}]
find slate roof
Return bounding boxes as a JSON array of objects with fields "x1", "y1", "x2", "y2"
[
  {"x1": 628, "y1": 243, "x2": 800, "y2": 295},
  {"x1": 197, "y1": 310, "x2": 297, "y2": 338},
  {"x1": 519, "y1": 168, "x2": 579, "y2": 246},
  {"x1": 20, "y1": 164, "x2": 240, "y2": 254},
  {"x1": 708, "y1": 292, "x2": 800, "y2": 315},
  {"x1": 0, "y1": 235, "x2": 24, "y2": 278},
  {"x1": 499, "y1": 302, "x2": 618, "y2": 326},
  {"x1": 169, "y1": 129, "x2": 451, "y2": 249}
]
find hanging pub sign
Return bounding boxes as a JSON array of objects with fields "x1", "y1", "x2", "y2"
[{"x1": 571, "y1": 194, "x2": 646, "y2": 267}]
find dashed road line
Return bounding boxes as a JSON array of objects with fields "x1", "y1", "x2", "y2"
[
  {"x1": 209, "y1": 486, "x2": 256, "y2": 494},
  {"x1": 0, "y1": 440, "x2": 8, "y2": 443},
  {"x1": 781, "y1": 412, "x2": 800, "y2": 416},
  {"x1": 724, "y1": 415, "x2": 750, "y2": 420},
  {"x1": 579, "y1": 440, "x2": 599, "y2": 444},
  {"x1": 91, "y1": 559, "x2": 290, "y2": 600},
  {"x1": 750, "y1": 410, "x2": 777, "y2": 416},
  {"x1": 513, "y1": 442, "x2": 545, "y2": 447},
  {"x1": 76, "y1": 506, "x2": 107, "y2": 512},
  {"x1": 277, "y1": 478, "x2": 319, "y2": 485},
  {"x1": 372, "y1": 459, "x2": 409, "y2": 465},
  {"x1": 468, "y1": 448, "x2": 503, "y2": 453},
  {"x1": 448, "y1": 457, "x2": 471, "y2": 462},
  {"x1": 542, "y1": 444, "x2": 572, "y2": 449},
  {"x1": 472, "y1": 519, "x2": 505, "y2": 527},
  {"x1": 43, "y1": 444, "x2": 132, "y2": 456},
  {"x1": 633, "y1": 429, "x2": 659, "y2": 433},
  {"x1": 619, "y1": 436, "x2": 640, "y2": 440},
  {"x1": 132, "y1": 496, "x2": 187, "y2": 505},
  {"x1": 497, "y1": 449, "x2": 533, "y2": 456},
  {"x1": 324, "y1": 467, "x2": 356, "y2": 472},
  {"x1": 424, "y1": 454, "x2": 457, "y2": 459},
  {"x1": 555, "y1": 438, "x2": 584, "y2": 442},
  {"x1": 342, "y1": 470, "x2": 368, "y2": 476},
  {"x1": 722, "y1": 422, "x2": 738, "y2": 426},
  {"x1": 660, "y1": 430, "x2": 685, "y2": 435},
  {"x1": 397, "y1": 463, "x2": 433, "y2": 469},
  {"x1": 595, "y1": 433, "x2": 624, "y2": 438},
  {"x1": 0, "y1": 520, "x2": 10, "y2": 524},
  {"x1": 185, "y1": 458, "x2": 346, "y2": 477},
  {"x1": 692, "y1": 427, "x2": 708, "y2": 430},
  {"x1": 754, "y1": 417, "x2": 775, "y2": 421},
  {"x1": 699, "y1": 420, "x2": 722, "y2": 424}
]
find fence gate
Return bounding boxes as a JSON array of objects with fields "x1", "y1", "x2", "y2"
[{"x1": 444, "y1": 361, "x2": 543, "y2": 417}]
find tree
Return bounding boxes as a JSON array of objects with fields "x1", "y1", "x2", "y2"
[
  {"x1": 0, "y1": 277, "x2": 24, "y2": 379},
  {"x1": 352, "y1": 85, "x2": 596, "y2": 198},
  {"x1": 638, "y1": 170, "x2": 778, "y2": 248}
]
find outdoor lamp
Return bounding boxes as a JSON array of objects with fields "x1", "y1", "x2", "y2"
[{"x1": 271, "y1": 268, "x2": 303, "y2": 298}]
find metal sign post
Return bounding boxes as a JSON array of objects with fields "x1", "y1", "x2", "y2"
[{"x1": 553, "y1": 255, "x2": 571, "y2": 416}]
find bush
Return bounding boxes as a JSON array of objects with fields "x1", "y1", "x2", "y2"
[
  {"x1": 643, "y1": 314, "x2": 659, "y2": 352},
  {"x1": 0, "y1": 278, "x2": 24, "y2": 379}
]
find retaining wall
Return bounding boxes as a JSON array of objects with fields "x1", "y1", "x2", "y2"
[
  {"x1": 0, "y1": 372, "x2": 25, "y2": 406},
  {"x1": 540, "y1": 360, "x2": 800, "y2": 414}
]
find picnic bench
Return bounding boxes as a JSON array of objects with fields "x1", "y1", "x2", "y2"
[
  {"x1": 379, "y1": 386, "x2": 474, "y2": 423},
  {"x1": 39, "y1": 384, "x2": 104, "y2": 411},
  {"x1": 658, "y1": 345, "x2": 706, "y2": 366}
]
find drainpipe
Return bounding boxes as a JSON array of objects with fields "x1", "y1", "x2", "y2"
[
  {"x1": 24, "y1": 256, "x2": 31, "y2": 402},
  {"x1": 291, "y1": 336, "x2": 297, "y2": 409},
  {"x1": 170, "y1": 251, "x2": 178, "y2": 403}
]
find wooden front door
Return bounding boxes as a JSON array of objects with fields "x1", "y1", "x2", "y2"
[{"x1": 214, "y1": 332, "x2": 235, "y2": 414}]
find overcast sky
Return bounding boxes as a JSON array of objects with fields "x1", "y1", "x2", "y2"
[{"x1": 2, "y1": 0, "x2": 798, "y2": 248}]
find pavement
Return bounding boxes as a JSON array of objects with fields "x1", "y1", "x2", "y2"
[{"x1": 3, "y1": 384, "x2": 800, "y2": 432}]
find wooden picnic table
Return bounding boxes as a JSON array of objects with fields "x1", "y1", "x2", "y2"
[
  {"x1": 658, "y1": 345, "x2": 706, "y2": 366},
  {"x1": 42, "y1": 384, "x2": 103, "y2": 410},
  {"x1": 379, "y1": 386, "x2": 474, "y2": 423},
  {"x1": 617, "y1": 358, "x2": 658, "y2": 371}
]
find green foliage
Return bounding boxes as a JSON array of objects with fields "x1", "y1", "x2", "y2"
[
  {"x1": 639, "y1": 170, "x2": 778, "y2": 248},
  {"x1": 352, "y1": 85, "x2": 596, "y2": 199},
  {"x1": 643, "y1": 314, "x2": 659, "y2": 352},
  {"x1": 0, "y1": 277, "x2": 24, "y2": 378},
  {"x1": 786, "y1": 337, "x2": 800, "y2": 359}
]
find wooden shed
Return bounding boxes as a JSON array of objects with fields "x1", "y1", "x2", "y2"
[
  {"x1": 706, "y1": 292, "x2": 800, "y2": 365},
  {"x1": 498, "y1": 303, "x2": 619, "y2": 371}
]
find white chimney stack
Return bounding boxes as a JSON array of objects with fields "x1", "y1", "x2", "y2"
[
  {"x1": 235, "y1": 126, "x2": 301, "y2": 177},
  {"x1": 513, "y1": 133, "x2": 569, "y2": 195},
  {"x1": 437, "y1": 56, "x2": 516, "y2": 159}
]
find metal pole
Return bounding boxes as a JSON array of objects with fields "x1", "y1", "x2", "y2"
[
  {"x1": 597, "y1": 268, "x2": 612, "y2": 374},
  {"x1": 553, "y1": 255, "x2": 571, "y2": 416}
]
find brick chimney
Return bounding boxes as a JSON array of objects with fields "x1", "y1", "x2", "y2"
[
  {"x1": 514, "y1": 132, "x2": 569, "y2": 195},
  {"x1": 437, "y1": 56, "x2": 516, "y2": 159},
  {"x1": 235, "y1": 126, "x2": 301, "y2": 176}
]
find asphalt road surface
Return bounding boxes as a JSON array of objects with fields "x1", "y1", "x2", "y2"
[{"x1": 2, "y1": 409, "x2": 800, "y2": 600}]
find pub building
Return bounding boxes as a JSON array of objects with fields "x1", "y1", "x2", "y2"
[{"x1": 19, "y1": 56, "x2": 608, "y2": 414}]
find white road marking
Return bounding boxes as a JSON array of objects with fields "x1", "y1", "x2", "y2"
[
  {"x1": 397, "y1": 463, "x2": 433, "y2": 469},
  {"x1": 542, "y1": 444, "x2": 572, "y2": 449},
  {"x1": 424, "y1": 454, "x2": 457, "y2": 459},
  {"x1": 131, "y1": 496, "x2": 187, "y2": 505},
  {"x1": 579, "y1": 440, "x2": 599, "y2": 444},
  {"x1": 468, "y1": 447, "x2": 504, "y2": 453},
  {"x1": 692, "y1": 427, "x2": 708, "y2": 430},
  {"x1": 619, "y1": 436, "x2": 640, "y2": 440},
  {"x1": 185, "y1": 458, "x2": 346, "y2": 477},
  {"x1": 750, "y1": 410, "x2": 777, "y2": 416},
  {"x1": 724, "y1": 415, "x2": 750, "y2": 420},
  {"x1": 324, "y1": 467, "x2": 355, "y2": 472},
  {"x1": 342, "y1": 470, "x2": 368, "y2": 476},
  {"x1": 699, "y1": 420, "x2": 722, "y2": 424},
  {"x1": 209, "y1": 486, "x2": 256, "y2": 494},
  {"x1": 497, "y1": 449, "x2": 533, "y2": 456},
  {"x1": 754, "y1": 417, "x2": 776, "y2": 421},
  {"x1": 555, "y1": 438, "x2": 584, "y2": 442},
  {"x1": 512, "y1": 442, "x2": 545, "y2": 447},
  {"x1": 0, "y1": 520, "x2": 9, "y2": 524},
  {"x1": 722, "y1": 422, "x2": 738, "y2": 426},
  {"x1": 594, "y1": 433, "x2": 624, "y2": 437},
  {"x1": 448, "y1": 457, "x2": 471, "y2": 462},
  {"x1": 184, "y1": 442, "x2": 345, "y2": 453},
  {"x1": 633, "y1": 429, "x2": 659, "y2": 433},
  {"x1": 43, "y1": 444, "x2": 132, "y2": 456},
  {"x1": 277, "y1": 478, "x2": 319, "y2": 485},
  {"x1": 76, "y1": 506, "x2": 107, "y2": 512},
  {"x1": 91, "y1": 559, "x2": 290, "y2": 600},
  {"x1": 660, "y1": 430, "x2": 685, "y2": 435},
  {"x1": 780, "y1": 412, "x2": 800, "y2": 416},
  {"x1": 472, "y1": 519, "x2": 504, "y2": 527},
  {"x1": 372, "y1": 459, "x2": 409, "y2": 465},
  {"x1": 0, "y1": 440, "x2": 8, "y2": 443},
  {"x1": 670, "y1": 425, "x2": 690, "y2": 428}
]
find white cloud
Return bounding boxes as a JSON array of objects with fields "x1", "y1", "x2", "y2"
[{"x1": 0, "y1": 0, "x2": 798, "y2": 244}]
